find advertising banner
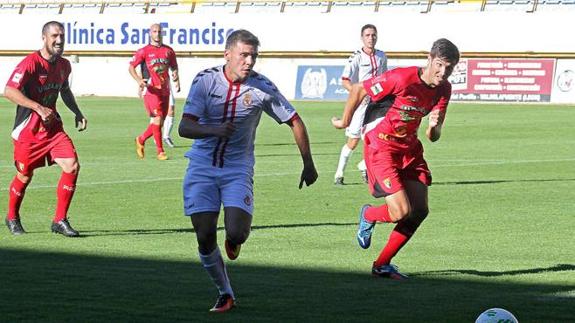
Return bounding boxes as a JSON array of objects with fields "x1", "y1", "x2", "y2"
[
  {"x1": 294, "y1": 65, "x2": 347, "y2": 101},
  {"x1": 1, "y1": 12, "x2": 575, "y2": 53},
  {"x1": 551, "y1": 60, "x2": 575, "y2": 104},
  {"x1": 451, "y1": 58, "x2": 556, "y2": 102}
]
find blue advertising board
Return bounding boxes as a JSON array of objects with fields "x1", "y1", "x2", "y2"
[{"x1": 294, "y1": 65, "x2": 348, "y2": 101}]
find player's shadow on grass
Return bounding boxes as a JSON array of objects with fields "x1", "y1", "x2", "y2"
[
  {"x1": 435, "y1": 178, "x2": 575, "y2": 185},
  {"x1": 257, "y1": 141, "x2": 339, "y2": 146},
  {"x1": 0, "y1": 248, "x2": 572, "y2": 322},
  {"x1": 80, "y1": 222, "x2": 356, "y2": 237},
  {"x1": 418, "y1": 264, "x2": 575, "y2": 277}
]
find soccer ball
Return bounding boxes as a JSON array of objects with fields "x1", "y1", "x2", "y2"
[{"x1": 475, "y1": 308, "x2": 518, "y2": 323}]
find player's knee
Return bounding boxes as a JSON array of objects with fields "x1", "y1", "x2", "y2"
[
  {"x1": 388, "y1": 205, "x2": 411, "y2": 222},
  {"x1": 411, "y1": 207, "x2": 429, "y2": 222},
  {"x1": 347, "y1": 139, "x2": 359, "y2": 150},
  {"x1": 64, "y1": 161, "x2": 80, "y2": 174},
  {"x1": 226, "y1": 227, "x2": 250, "y2": 245},
  {"x1": 196, "y1": 229, "x2": 217, "y2": 251},
  {"x1": 16, "y1": 172, "x2": 31, "y2": 184}
]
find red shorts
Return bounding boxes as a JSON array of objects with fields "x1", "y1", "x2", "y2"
[
  {"x1": 144, "y1": 92, "x2": 169, "y2": 118},
  {"x1": 364, "y1": 135, "x2": 431, "y2": 198},
  {"x1": 13, "y1": 132, "x2": 77, "y2": 176}
]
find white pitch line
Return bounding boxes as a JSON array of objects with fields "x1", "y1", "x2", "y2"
[
  {"x1": 0, "y1": 158, "x2": 572, "y2": 191},
  {"x1": 433, "y1": 158, "x2": 575, "y2": 168},
  {"x1": 0, "y1": 172, "x2": 301, "y2": 191}
]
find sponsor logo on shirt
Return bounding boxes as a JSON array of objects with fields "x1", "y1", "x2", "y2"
[
  {"x1": 370, "y1": 83, "x2": 383, "y2": 95},
  {"x1": 11, "y1": 72, "x2": 23, "y2": 84}
]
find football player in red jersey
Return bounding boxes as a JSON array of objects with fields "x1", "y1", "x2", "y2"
[
  {"x1": 129, "y1": 23, "x2": 180, "y2": 160},
  {"x1": 4, "y1": 21, "x2": 88, "y2": 237},
  {"x1": 332, "y1": 38, "x2": 460, "y2": 279}
]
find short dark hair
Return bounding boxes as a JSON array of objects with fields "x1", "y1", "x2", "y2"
[
  {"x1": 429, "y1": 38, "x2": 460, "y2": 64},
  {"x1": 361, "y1": 24, "x2": 377, "y2": 35},
  {"x1": 225, "y1": 29, "x2": 260, "y2": 50},
  {"x1": 42, "y1": 21, "x2": 64, "y2": 35}
]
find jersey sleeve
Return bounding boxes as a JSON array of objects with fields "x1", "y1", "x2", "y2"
[
  {"x1": 168, "y1": 48, "x2": 178, "y2": 71},
  {"x1": 5, "y1": 56, "x2": 34, "y2": 90},
  {"x1": 60, "y1": 60, "x2": 72, "y2": 91},
  {"x1": 129, "y1": 48, "x2": 145, "y2": 68},
  {"x1": 362, "y1": 69, "x2": 397, "y2": 102},
  {"x1": 258, "y1": 76, "x2": 296, "y2": 124},
  {"x1": 183, "y1": 71, "x2": 209, "y2": 118},
  {"x1": 379, "y1": 52, "x2": 388, "y2": 74},
  {"x1": 341, "y1": 52, "x2": 359, "y2": 82}
]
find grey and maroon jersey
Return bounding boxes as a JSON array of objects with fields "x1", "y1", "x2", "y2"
[{"x1": 183, "y1": 66, "x2": 296, "y2": 168}]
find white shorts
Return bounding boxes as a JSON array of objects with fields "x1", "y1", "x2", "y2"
[
  {"x1": 183, "y1": 161, "x2": 254, "y2": 216},
  {"x1": 345, "y1": 97, "x2": 370, "y2": 139}
]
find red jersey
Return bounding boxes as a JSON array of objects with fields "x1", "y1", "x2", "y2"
[
  {"x1": 129, "y1": 44, "x2": 178, "y2": 96},
  {"x1": 363, "y1": 66, "x2": 451, "y2": 150},
  {"x1": 6, "y1": 51, "x2": 71, "y2": 142}
]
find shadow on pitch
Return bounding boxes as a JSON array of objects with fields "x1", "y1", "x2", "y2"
[
  {"x1": 80, "y1": 222, "x2": 356, "y2": 237},
  {"x1": 418, "y1": 264, "x2": 575, "y2": 277},
  {"x1": 0, "y1": 248, "x2": 572, "y2": 322},
  {"x1": 435, "y1": 178, "x2": 575, "y2": 186}
]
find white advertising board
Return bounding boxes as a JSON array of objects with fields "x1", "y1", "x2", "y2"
[{"x1": 0, "y1": 12, "x2": 574, "y2": 53}]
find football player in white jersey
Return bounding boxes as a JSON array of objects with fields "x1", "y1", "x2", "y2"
[
  {"x1": 179, "y1": 29, "x2": 318, "y2": 313},
  {"x1": 334, "y1": 24, "x2": 387, "y2": 185}
]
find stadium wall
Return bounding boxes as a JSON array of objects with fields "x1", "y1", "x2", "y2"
[{"x1": 1, "y1": 12, "x2": 574, "y2": 103}]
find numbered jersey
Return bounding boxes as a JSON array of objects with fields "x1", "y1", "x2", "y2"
[
  {"x1": 6, "y1": 51, "x2": 71, "y2": 141},
  {"x1": 183, "y1": 66, "x2": 296, "y2": 169}
]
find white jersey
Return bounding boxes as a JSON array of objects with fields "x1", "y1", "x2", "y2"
[
  {"x1": 183, "y1": 66, "x2": 296, "y2": 169},
  {"x1": 341, "y1": 48, "x2": 388, "y2": 83}
]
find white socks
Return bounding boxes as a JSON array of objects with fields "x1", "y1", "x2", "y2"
[
  {"x1": 335, "y1": 144, "x2": 353, "y2": 178},
  {"x1": 357, "y1": 159, "x2": 367, "y2": 172},
  {"x1": 199, "y1": 248, "x2": 234, "y2": 298},
  {"x1": 163, "y1": 116, "x2": 173, "y2": 139}
]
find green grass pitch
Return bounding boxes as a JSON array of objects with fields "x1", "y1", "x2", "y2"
[{"x1": 0, "y1": 97, "x2": 573, "y2": 322}]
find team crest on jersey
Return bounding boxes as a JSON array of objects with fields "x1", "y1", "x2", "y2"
[
  {"x1": 39, "y1": 74, "x2": 48, "y2": 85},
  {"x1": 11, "y1": 72, "x2": 23, "y2": 84},
  {"x1": 383, "y1": 178, "x2": 392, "y2": 189},
  {"x1": 370, "y1": 83, "x2": 383, "y2": 95},
  {"x1": 244, "y1": 195, "x2": 252, "y2": 206},
  {"x1": 243, "y1": 93, "x2": 252, "y2": 107}
]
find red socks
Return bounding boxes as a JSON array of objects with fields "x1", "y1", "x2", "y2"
[
  {"x1": 374, "y1": 229, "x2": 412, "y2": 267},
  {"x1": 151, "y1": 124, "x2": 163, "y2": 154},
  {"x1": 138, "y1": 124, "x2": 164, "y2": 154},
  {"x1": 54, "y1": 172, "x2": 78, "y2": 223},
  {"x1": 7, "y1": 176, "x2": 29, "y2": 220},
  {"x1": 365, "y1": 204, "x2": 393, "y2": 223}
]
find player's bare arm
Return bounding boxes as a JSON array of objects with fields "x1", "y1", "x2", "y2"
[
  {"x1": 331, "y1": 83, "x2": 367, "y2": 129},
  {"x1": 426, "y1": 109, "x2": 443, "y2": 142},
  {"x1": 286, "y1": 115, "x2": 318, "y2": 189},
  {"x1": 128, "y1": 65, "x2": 147, "y2": 89},
  {"x1": 60, "y1": 87, "x2": 87, "y2": 131},
  {"x1": 341, "y1": 79, "x2": 353, "y2": 92},
  {"x1": 179, "y1": 117, "x2": 235, "y2": 139},
  {"x1": 172, "y1": 69, "x2": 181, "y2": 93},
  {"x1": 3, "y1": 85, "x2": 56, "y2": 124}
]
